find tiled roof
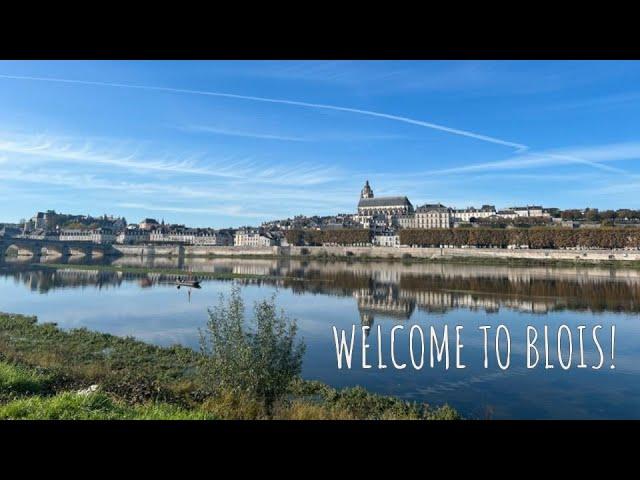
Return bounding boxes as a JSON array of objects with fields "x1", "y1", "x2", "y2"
[
  {"x1": 358, "y1": 196, "x2": 413, "y2": 208},
  {"x1": 417, "y1": 203, "x2": 449, "y2": 212}
]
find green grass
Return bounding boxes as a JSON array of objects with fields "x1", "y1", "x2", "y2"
[
  {"x1": 0, "y1": 361, "x2": 53, "y2": 396},
  {"x1": 0, "y1": 312, "x2": 461, "y2": 420},
  {"x1": 0, "y1": 312, "x2": 204, "y2": 404},
  {"x1": 0, "y1": 391, "x2": 216, "y2": 420}
]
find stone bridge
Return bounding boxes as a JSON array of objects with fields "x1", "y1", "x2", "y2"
[{"x1": 0, "y1": 237, "x2": 118, "y2": 258}]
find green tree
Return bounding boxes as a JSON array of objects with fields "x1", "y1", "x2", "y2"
[{"x1": 199, "y1": 287, "x2": 305, "y2": 412}]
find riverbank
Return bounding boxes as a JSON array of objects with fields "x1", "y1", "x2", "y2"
[
  {"x1": 0, "y1": 313, "x2": 459, "y2": 420},
  {"x1": 183, "y1": 252, "x2": 640, "y2": 269},
  {"x1": 107, "y1": 243, "x2": 640, "y2": 268}
]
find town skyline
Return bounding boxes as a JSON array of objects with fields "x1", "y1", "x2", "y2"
[
  {"x1": 6, "y1": 177, "x2": 640, "y2": 230},
  {"x1": 2, "y1": 61, "x2": 640, "y2": 226}
]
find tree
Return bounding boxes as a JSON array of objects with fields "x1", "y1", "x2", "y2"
[
  {"x1": 199, "y1": 287, "x2": 305, "y2": 412},
  {"x1": 584, "y1": 208, "x2": 600, "y2": 222},
  {"x1": 561, "y1": 209, "x2": 583, "y2": 221}
]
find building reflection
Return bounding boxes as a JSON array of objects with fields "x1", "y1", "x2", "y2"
[{"x1": 2, "y1": 256, "x2": 640, "y2": 317}]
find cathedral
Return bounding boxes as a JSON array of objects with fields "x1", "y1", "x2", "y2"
[{"x1": 356, "y1": 180, "x2": 414, "y2": 217}]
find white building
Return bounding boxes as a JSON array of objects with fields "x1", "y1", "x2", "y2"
[
  {"x1": 452, "y1": 205, "x2": 496, "y2": 222},
  {"x1": 496, "y1": 209, "x2": 518, "y2": 219},
  {"x1": 150, "y1": 229, "x2": 195, "y2": 244},
  {"x1": 116, "y1": 229, "x2": 150, "y2": 244},
  {"x1": 22, "y1": 229, "x2": 60, "y2": 241},
  {"x1": 59, "y1": 228, "x2": 116, "y2": 244},
  {"x1": 234, "y1": 229, "x2": 276, "y2": 247},
  {"x1": 509, "y1": 205, "x2": 547, "y2": 217},
  {"x1": 149, "y1": 228, "x2": 233, "y2": 245},
  {"x1": 192, "y1": 230, "x2": 233, "y2": 246},
  {"x1": 400, "y1": 203, "x2": 452, "y2": 229},
  {"x1": 373, "y1": 234, "x2": 400, "y2": 247}
]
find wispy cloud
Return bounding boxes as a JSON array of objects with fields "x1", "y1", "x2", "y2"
[
  {"x1": 423, "y1": 142, "x2": 640, "y2": 175},
  {"x1": 0, "y1": 132, "x2": 340, "y2": 186},
  {"x1": 181, "y1": 124, "x2": 406, "y2": 143},
  {"x1": 0, "y1": 165, "x2": 353, "y2": 207},
  {"x1": 183, "y1": 125, "x2": 310, "y2": 142},
  {"x1": 0, "y1": 73, "x2": 528, "y2": 152}
]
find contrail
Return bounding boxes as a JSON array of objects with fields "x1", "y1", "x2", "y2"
[{"x1": 0, "y1": 73, "x2": 528, "y2": 152}]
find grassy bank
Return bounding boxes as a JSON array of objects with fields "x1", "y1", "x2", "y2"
[{"x1": 0, "y1": 312, "x2": 459, "y2": 420}]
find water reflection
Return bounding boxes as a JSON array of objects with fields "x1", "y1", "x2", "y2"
[{"x1": 4, "y1": 256, "x2": 640, "y2": 320}]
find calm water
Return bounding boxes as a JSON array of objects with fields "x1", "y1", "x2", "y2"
[{"x1": 2, "y1": 255, "x2": 640, "y2": 419}]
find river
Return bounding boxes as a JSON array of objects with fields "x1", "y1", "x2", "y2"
[{"x1": 1, "y1": 255, "x2": 639, "y2": 419}]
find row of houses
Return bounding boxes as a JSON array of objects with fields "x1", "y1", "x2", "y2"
[
  {"x1": 15, "y1": 224, "x2": 282, "y2": 247},
  {"x1": 117, "y1": 225, "x2": 283, "y2": 247},
  {"x1": 356, "y1": 181, "x2": 552, "y2": 231}
]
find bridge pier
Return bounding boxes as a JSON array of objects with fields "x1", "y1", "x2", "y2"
[
  {"x1": 68, "y1": 247, "x2": 87, "y2": 257},
  {"x1": 40, "y1": 245, "x2": 66, "y2": 257},
  {"x1": 17, "y1": 247, "x2": 36, "y2": 257}
]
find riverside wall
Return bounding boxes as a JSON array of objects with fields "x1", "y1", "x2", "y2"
[
  {"x1": 290, "y1": 245, "x2": 640, "y2": 261},
  {"x1": 184, "y1": 245, "x2": 283, "y2": 256},
  {"x1": 111, "y1": 244, "x2": 183, "y2": 257},
  {"x1": 112, "y1": 244, "x2": 283, "y2": 257},
  {"x1": 109, "y1": 243, "x2": 640, "y2": 262}
]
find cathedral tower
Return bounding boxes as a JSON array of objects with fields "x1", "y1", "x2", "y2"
[{"x1": 360, "y1": 180, "x2": 374, "y2": 199}]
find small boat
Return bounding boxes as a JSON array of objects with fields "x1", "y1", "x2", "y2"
[{"x1": 175, "y1": 276, "x2": 201, "y2": 289}]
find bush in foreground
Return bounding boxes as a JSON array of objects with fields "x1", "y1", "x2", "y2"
[{"x1": 199, "y1": 287, "x2": 306, "y2": 412}]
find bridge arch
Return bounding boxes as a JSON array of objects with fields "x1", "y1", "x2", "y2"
[{"x1": 3, "y1": 243, "x2": 37, "y2": 257}]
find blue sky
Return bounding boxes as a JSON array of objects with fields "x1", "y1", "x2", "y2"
[{"x1": 1, "y1": 60, "x2": 640, "y2": 227}]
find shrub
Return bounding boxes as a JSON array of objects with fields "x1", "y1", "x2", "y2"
[
  {"x1": 285, "y1": 229, "x2": 371, "y2": 246},
  {"x1": 200, "y1": 389, "x2": 267, "y2": 420},
  {"x1": 320, "y1": 385, "x2": 461, "y2": 420},
  {"x1": 199, "y1": 287, "x2": 306, "y2": 412}
]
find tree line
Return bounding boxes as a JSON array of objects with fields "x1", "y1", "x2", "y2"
[
  {"x1": 285, "y1": 229, "x2": 372, "y2": 246},
  {"x1": 560, "y1": 208, "x2": 640, "y2": 222},
  {"x1": 285, "y1": 227, "x2": 640, "y2": 249},
  {"x1": 400, "y1": 228, "x2": 640, "y2": 249}
]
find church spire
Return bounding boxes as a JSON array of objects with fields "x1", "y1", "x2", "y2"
[{"x1": 361, "y1": 180, "x2": 374, "y2": 199}]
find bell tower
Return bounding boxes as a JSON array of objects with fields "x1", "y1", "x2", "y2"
[{"x1": 360, "y1": 180, "x2": 374, "y2": 199}]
